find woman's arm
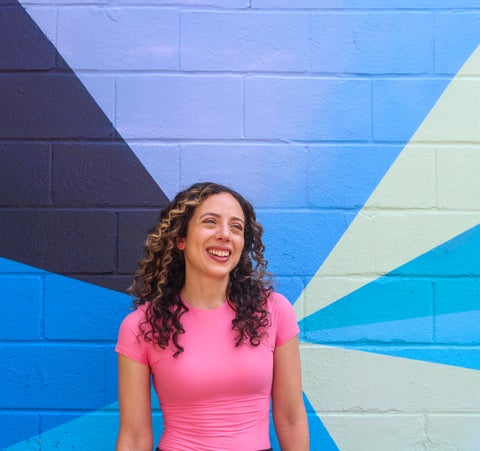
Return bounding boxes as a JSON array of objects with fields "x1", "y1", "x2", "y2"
[
  {"x1": 272, "y1": 335, "x2": 309, "y2": 451},
  {"x1": 116, "y1": 354, "x2": 154, "y2": 451}
]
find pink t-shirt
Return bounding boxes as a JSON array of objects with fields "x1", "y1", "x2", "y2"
[{"x1": 115, "y1": 291, "x2": 299, "y2": 451}]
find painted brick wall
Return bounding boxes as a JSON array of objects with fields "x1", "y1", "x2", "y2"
[{"x1": 1, "y1": 0, "x2": 479, "y2": 449}]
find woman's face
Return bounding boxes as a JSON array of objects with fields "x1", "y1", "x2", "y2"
[{"x1": 178, "y1": 192, "x2": 245, "y2": 283}]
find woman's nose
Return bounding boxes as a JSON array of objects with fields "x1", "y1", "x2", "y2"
[{"x1": 216, "y1": 224, "x2": 231, "y2": 240}]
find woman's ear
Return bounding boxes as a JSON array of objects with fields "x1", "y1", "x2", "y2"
[{"x1": 176, "y1": 237, "x2": 185, "y2": 250}]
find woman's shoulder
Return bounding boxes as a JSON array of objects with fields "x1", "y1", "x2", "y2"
[
  {"x1": 265, "y1": 291, "x2": 297, "y2": 317},
  {"x1": 119, "y1": 303, "x2": 149, "y2": 330},
  {"x1": 266, "y1": 291, "x2": 292, "y2": 308},
  {"x1": 116, "y1": 303, "x2": 151, "y2": 364},
  {"x1": 265, "y1": 291, "x2": 299, "y2": 345}
]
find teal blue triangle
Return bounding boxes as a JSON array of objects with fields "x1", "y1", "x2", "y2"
[
  {"x1": 3, "y1": 387, "x2": 163, "y2": 451},
  {"x1": 299, "y1": 224, "x2": 480, "y2": 370},
  {"x1": 348, "y1": 339, "x2": 480, "y2": 371},
  {"x1": 303, "y1": 393, "x2": 339, "y2": 451},
  {"x1": 0, "y1": 257, "x2": 131, "y2": 448}
]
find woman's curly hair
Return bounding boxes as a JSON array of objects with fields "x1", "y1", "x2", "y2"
[{"x1": 128, "y1": 182, "x2": 273, "y2": 357}]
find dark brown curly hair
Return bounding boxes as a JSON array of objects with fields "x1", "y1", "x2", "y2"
[{"x1": 128, "y1": 182, "x2": 273, "y2": 357}]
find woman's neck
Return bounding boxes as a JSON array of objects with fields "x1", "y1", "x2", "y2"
[{"x1": 181, "y1": 277, "x2": 228, "y2": 309}]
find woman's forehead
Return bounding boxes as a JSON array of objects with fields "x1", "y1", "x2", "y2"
[{"x1": 194, "y1": 192, "x2": 244, "y2": 218}]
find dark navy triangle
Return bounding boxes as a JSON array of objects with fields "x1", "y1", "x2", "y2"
[{"x1": 0, "y1": 1, "x2": 169, "y2": 293}]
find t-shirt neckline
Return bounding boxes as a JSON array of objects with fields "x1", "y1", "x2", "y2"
[{"x1": 180, "y1": 296, "x2": 230, "y2": 312}]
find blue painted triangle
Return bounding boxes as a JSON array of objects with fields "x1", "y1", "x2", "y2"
[
  {"x1": 299, "y1": 225, "x2": 480, "y2": 370},
  {"x1": 4, "y1": 390, "x2": 164, "y2": 451},
  {"x1": 303, "y1": 393, "x2": 339, "y2": 451},
  {"x1": 0, "y1": 258, "x2": 131, "y2": 449}
]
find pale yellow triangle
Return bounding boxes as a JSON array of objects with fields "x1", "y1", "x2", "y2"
[
  {"x1": 301, "y1": 343, "x2": 480, "y2": 450},
  {"x1": 295, "y1": 46, "x2": 480, "y2": 321}
]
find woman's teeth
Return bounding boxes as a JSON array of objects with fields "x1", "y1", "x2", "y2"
[{"x1": 208, "y1": 249, "x2": 229, "y2": 257}]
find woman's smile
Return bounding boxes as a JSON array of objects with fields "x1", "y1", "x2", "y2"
[{"x1": 207, "y1": 247, "x2": 231, "y2": 259}]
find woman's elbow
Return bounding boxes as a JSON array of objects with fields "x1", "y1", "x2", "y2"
[{"x1": 116, "y1": 430, "x2": 153, "y2": 451}]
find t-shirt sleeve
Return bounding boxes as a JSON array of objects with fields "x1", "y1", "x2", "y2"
[
  {"x1": 269, "y1": 292, "x2": 300, "y2": 347},
  {"x1": 115, "y1": 308, "x2": 149, "y2": 366}
]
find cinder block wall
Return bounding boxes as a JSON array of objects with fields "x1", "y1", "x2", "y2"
[{"x1": 1, "y1": 1, "x2": 479, "y2": 450}]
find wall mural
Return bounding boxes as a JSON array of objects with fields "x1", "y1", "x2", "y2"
[{"x1": 1, "y1": 1, "x2": 479, "y2": 449}]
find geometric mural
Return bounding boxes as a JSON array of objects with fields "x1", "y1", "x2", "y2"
[{"x1": 2, "y1": 0, "x2": 480, "y2": 449}]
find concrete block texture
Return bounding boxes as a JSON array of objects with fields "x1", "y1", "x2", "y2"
[
  {"x1": 57, "y1": 7, "x2": 178, "y2": 70},
  {"x1": 181, "y1": 144, "x2": 309, "y2": 208},
  {"x1": 301, "y1": 344, "x2": 480, "y2": 413},
  {"x1": 435, "y1": 12, "x2": 480, "y2": 74},
  {"x1": 0, "y1": 276, "x2": 43, "y2": 339},
  {"x1": 0, "y1": 413, "x2": 40, "y2": 450},
  {"x1": 44, "y1": 274, "x2": 132, "y2": 340},
  {"x1": 258, "y1": 209, "x2": 347, "y2": 277},
  {"x1": 181, "y1": 11, "x2": 308, "y2": 72},
  {"x1": 245, "y1": 77, "x2": 371, "y2": 141},
  {"x1": 52, "y1": 143, "x2": 167, "y2": 207},
  {"x1": 0, "y1": 73, "x2": 114, "y2": 139},
  {"x1": 437, "y1": 147, "x2": 480, "y2": 210},
  {"x1": 426, "y1": 414, "x2": 480, "y2": 450},
  {"x1": 310, "y1": 12, "x2": 434, "y2": 75},
  {"x1": 320, "y1": 413, "x2": 427, "y2": 451},
  {"x1": 0, "y1": 4, "x2": 55, "y2": 70},
  {"x1": 308, "y1": 145, "x2": 401, "y2": 209},
  {"x1": 0, "y1": 210, "x2": 117, "y2": 273},
  {"x1": 117, "y1": 209, "x2": 162, "y2": 273},
  {"x1": 2, "y1": 0, "x2": 480, "y2": 449},
  {"x1": 252, "y1": 0, "x2": 480, "y2": 8},
  {"x1": 0, "y1": 142, "x2": 52, "y2": 207},
  {"x1": 112, "y1": 0, "x2": 249, "y2": 6},
  {"x1": 373, "y1": 79, "x2": 449, "y2": 143},
  {"x1": 116, "y1": 75, "x2": 244, "y2": 139},
  {"x1": 0, "y1": 344, "x2": 109, "y2": 409}
]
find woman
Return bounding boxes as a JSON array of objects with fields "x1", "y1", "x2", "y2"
[{"x1": 115, "y1": 182, "x2": 309, "y2": 451}]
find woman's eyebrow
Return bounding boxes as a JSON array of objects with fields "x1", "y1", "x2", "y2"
[{"x1": 200, "y1": 212, "x2": 245, "y2": 223}]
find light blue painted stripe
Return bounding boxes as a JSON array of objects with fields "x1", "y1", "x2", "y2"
[
  {"x1": 299, "y1": 225, "x2": 480, "y2": 335},
  {"x1": 301, "y1": 311, "x2": 480, "y2": 370},
  {"x1": 338, "y1": 342, "x2": 480, "y2": 372},
  {"x1": 301, "y1": 316, "x2": 434, "y2": 344},
  {"x1": 4, "y1": 403, "x2": 119, "y2": 451},
  {"x1": 435, "y1": 310, "x2": 480, "y2": 344},
  {"x1": 5, "y1": 391, "x2": 164, "y2": 450},
  {"x1": 299, "y1": 276, "x2": 434, "y2": 332},
  {"x1": 393, "y1": 224, "x2": 480, "y2": 278}
]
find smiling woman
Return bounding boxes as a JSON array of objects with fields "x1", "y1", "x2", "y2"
[
  {"x1": 115, "y1": 182, "x2": 309, "y2": 451},
  {"x1": 178, "y1": 192, "x2": 246, "y2": 301}
]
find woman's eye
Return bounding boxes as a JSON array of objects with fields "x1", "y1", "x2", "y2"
[
  {"x1": 231, "y1": 223, "x2": 243, "y2": 231},
  {"x1": 203, "y1": 218, "x2": 216, "y2": 224}
]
